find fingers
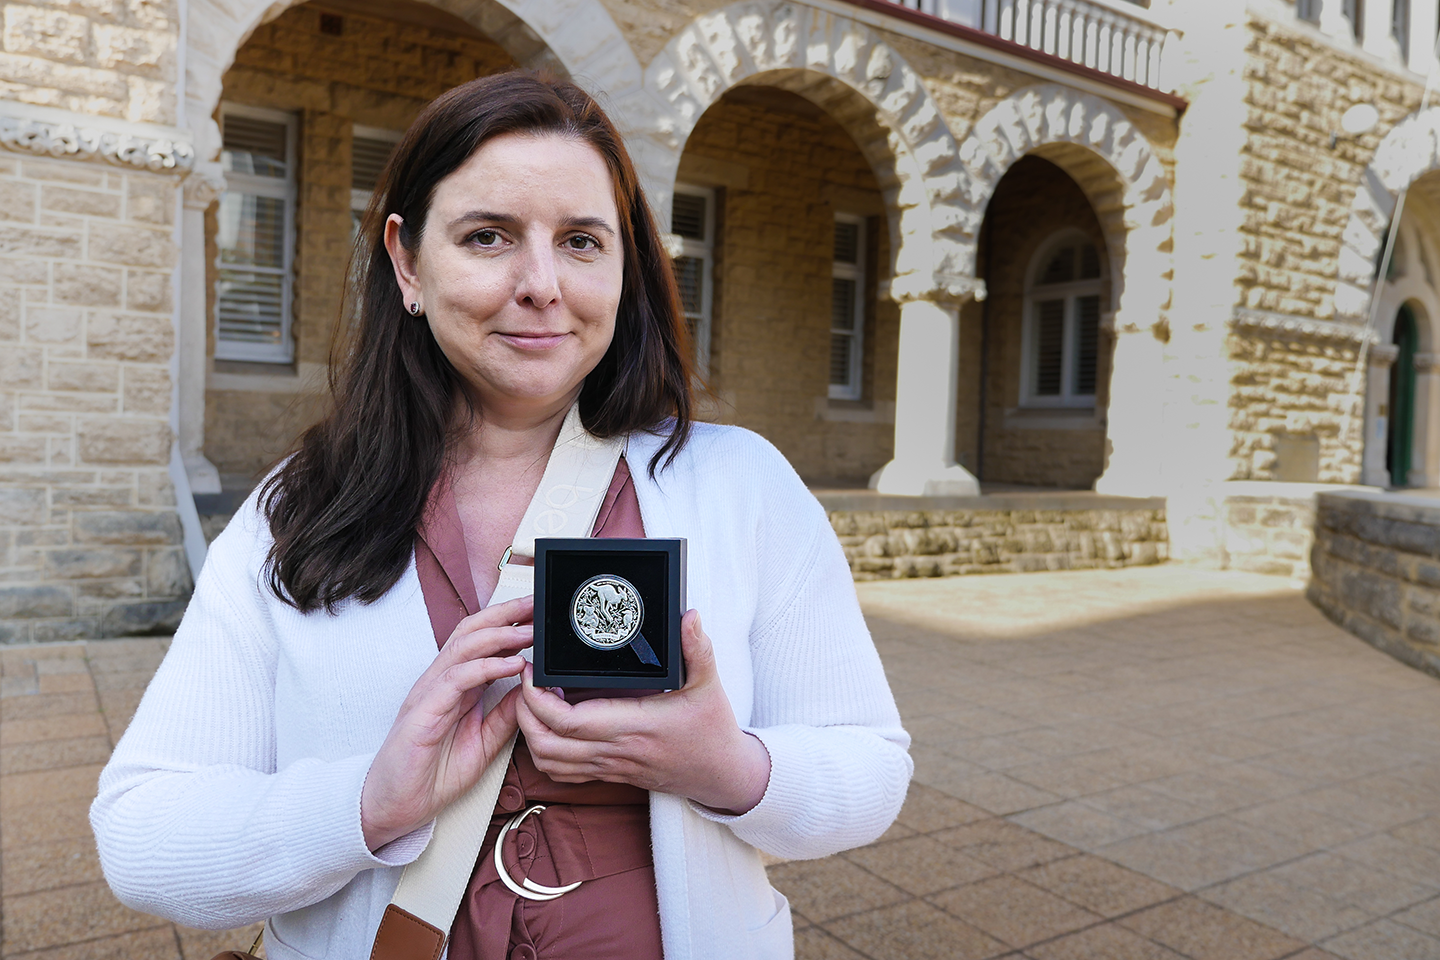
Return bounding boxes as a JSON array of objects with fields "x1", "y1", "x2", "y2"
[
  {"x1": 680, "y1": 609, "x2": 717, "y2": 688},
  {"x1": 441, "y1": 621, "x2": 532, "y2": 668}
]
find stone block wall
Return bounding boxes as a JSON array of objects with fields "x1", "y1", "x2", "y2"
[
  {"x1": 823, "y1": 495, "x2": 1168, "y2": 580},
  {"x1": 203, "y1": 4, "x2": 514, "y2": 478},
  {"x1": 680, "y1": 86, "x2": 897, "y2": 484},
  {"x1": 1221, "y1": 483, "x2": 1321, "y2": 578},
  {"x1": 1309, "y1": 490, "x2": 1440, "y2": 677},
  {"x1": 0, "y1": 153, "x2": 189, "y2": 643},
  {"x1": 1227, "y1": 322, "x2": 1363, "y2": 482},
  {"x1": 0, "y1": 0, "x2": 178, "y2": 123}
]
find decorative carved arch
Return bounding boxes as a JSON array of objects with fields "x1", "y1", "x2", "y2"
[
  {"x1": 639, "y1": 0, "x2": 976, "y2": 302},
  {"x1": 182, "y1": 0, "x2": 644, "y2": 168},
  {"x1": 959, "y1": 83, "x2": 1175, "y2": 336},
  {"x1": 1336, "y1": 108, "x2": 1440, "y2": 322}
]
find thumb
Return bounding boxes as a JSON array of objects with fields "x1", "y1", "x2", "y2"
[{"x1": 680, "y1": 609, "x2": 717, "y2": 687}]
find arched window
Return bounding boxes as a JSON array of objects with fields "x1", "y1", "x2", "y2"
[{"x1": 1021, "y1": 230, "x2": 1107, "y2": 407}]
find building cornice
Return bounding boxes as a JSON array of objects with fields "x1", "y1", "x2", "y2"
[
  {"x1": 0, "y1": 101, "x2": 194, "y2": 174},
  {"x1": 1230, "y1": 307, "x2": 1378, "y2": 343}
]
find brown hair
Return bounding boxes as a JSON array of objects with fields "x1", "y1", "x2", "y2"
[{"x1": 261, "y1": 72, "x2": 694, "y2": 613}]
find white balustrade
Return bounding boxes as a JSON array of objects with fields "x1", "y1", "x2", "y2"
[{"x1": 888, "y1": 0, "x2": 1173, "y2": 91}]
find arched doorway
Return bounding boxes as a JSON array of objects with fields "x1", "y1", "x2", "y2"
[
  {"x1": 972, "y1": 156, "x2": 1112, "y2": 488},
  {"x1": 1389, "y1": 304, "x2": 1419, "y2": 487}
]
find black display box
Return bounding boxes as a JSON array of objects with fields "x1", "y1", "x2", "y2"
[{"x1": 534, "y1": 538, "x2": 686, "y2": 690}]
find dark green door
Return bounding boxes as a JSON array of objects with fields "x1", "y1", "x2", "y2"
[{"x1": 1387, "y1": 305, "x2": 1418, "y2": 488}]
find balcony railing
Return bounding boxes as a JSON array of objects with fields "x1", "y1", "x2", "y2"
[{"x1": 886, "y1": 0, "x2": 1174, "y2": 91}]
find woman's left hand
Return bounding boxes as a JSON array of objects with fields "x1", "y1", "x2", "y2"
[{"x1": 516, "y1": 610, "x2": 771, "y2": 814}]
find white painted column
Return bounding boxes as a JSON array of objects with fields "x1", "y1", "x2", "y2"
[
  {"x1": 1409, "y1": 0, "x2": 1439, "y2": 74},
  {"x1": 1096, "y1": 320, "x2": 1167, "y2": 497},
  {"x1": 179, "y1": 164, "x2": 225, "y2": 494},
  {"x1": 1362, "y1": 343, "x2": 1399, "y2": 486},
  {"x1": 1413, "y1": 351, "x2": 1440, "y2": 487},
  {"x1": 870, "y1": 299, "x2": 981, "y2": 496}
]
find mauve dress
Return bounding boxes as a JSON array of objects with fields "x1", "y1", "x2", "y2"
[{"x1": 414, "y1": 458, "x2": 665, "y2": 960}]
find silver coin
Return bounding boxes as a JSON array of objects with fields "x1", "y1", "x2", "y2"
[{"x1": 569, "y1": 574, "x2": 645, "y2": 651}]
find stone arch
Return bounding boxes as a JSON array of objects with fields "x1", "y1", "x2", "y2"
[
  {"x1": 960, "y1": 84, "x2": 1175, "y2": 337},
  {"x1": 1336, "y1": 108, "x2": 1440, "y2": 322},
  {"x1": 639, "y1": 0, "x2": 977, "y2": 302},
  {"x1": 183, "y1": 0, "x2": 644, "y2": 170}
]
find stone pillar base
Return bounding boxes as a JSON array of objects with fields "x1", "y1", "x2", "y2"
[{"x1": 869, "y1": 459, "x2": 981, "y2": 497}]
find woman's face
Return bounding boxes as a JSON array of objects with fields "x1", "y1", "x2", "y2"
[{"x1": 387, "y1": 131, "x2": 625, "y2": 419}]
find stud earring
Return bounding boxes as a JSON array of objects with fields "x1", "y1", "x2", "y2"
[{"x1": 409, "y1": 302, "x2": 420, "y2": 316}]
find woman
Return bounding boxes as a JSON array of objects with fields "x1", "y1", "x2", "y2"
[{"x1": 92, "y1": 72, "x2": 911, "y2": 960}]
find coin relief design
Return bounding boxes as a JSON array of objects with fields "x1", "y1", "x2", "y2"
[{"x1": 570, "y1": 575, "x2": 645, "y2": 650}]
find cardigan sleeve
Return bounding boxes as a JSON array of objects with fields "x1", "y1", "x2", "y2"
[
  {"x1": 89, "y1": 501, "x2": 429, "y2": 929},
  {"x1": 689, "y1": 437, "x2": 912, "y2": 859}
]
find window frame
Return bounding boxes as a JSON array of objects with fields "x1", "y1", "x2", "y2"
[
  {"x1": 829, "y1": 212, "x2": 867, "y2": 401},
  {"x1": 672, "y1": 184, "x2": 715, "y2": 375},
  {"x1": 1020, "y1": 228, "x2": 1107, "y2": 409},
  {"x1": 350, "y1": 123, "x2": 403, "y2": 229},
  {"x1": 215, "y1": 102, "x2": 298, "y2": 364}
]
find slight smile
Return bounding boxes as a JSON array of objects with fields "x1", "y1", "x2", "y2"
[{"x1": 496, "y1": 332, "x2": 570, "y2": 350}]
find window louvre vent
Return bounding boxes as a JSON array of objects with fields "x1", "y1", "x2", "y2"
[
  {"x1": 672, "y1": 193, "x2": 706, "y2": 240},
  {"x1": 1034, "y1": 299, "x2": 1065, "y2": 396},
  {"x1": 675, "y1": 256, "x2": 704, "y2": 316},
  {"x1": 829, "y1": 335, "x2": 852, "y2": 387},
  {"x1": 834, "y1": 221, "x2": 860, "y2": 265},
  {"x1": 222, "y1": 115, "x2": 288, "y2": 178},
  {"x1": 352, "y1": 136, "x2": 397, "y2": 192},
  {"x1": 831, "y1": 277, "x2": 857, "y2": 333}
]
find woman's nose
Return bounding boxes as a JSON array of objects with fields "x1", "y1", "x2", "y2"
[{"x1": 514, "y1": 243, "x2": 560, "y2": 309}]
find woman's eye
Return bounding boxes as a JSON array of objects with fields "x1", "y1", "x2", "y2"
[
  {"x1": 471, "y1": 229, "x2": 500, "y2": 245},
  {"x1": 566, "y1": 234, "x2": 599, "y2": 251}
]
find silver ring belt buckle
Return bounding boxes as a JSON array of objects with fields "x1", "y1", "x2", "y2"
[{"x1": 494, "y1": 804, "x2": 583, "y2": 901}]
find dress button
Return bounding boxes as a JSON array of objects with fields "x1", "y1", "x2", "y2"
[
  {"x1": 516, "y1": 832, "x2": 535, "y2": 858},
  {"x1": 509, "y1": 945, "x2": 537, "y2": 960},
  {"x1": 497, "y1": 786, "x2": 523, "y2": 812}
]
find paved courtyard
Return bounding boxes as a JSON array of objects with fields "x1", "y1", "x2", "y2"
[{"x1": 4, "y1": 566, "x2": 1440, "y2": 958}]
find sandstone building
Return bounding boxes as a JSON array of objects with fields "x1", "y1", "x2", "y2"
[{"x1": 0, "y1": 0, "x2": 1434, "y2": 641}]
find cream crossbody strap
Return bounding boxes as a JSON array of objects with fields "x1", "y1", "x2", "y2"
[{"x1": 376, "y1": 404, "x2": 625, "y2": 957}]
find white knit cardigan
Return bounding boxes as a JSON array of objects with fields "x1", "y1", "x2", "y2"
[{"x1": 91, "y1": 423, "x2": 912, "y2": 960}]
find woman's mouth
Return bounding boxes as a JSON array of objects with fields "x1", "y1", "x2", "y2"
[{"x1": 496, "y1": 332, "x2": 568, "y2": 351}]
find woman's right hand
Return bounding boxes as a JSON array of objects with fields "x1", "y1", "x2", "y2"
[{"x1": 360, "y1": 595, "x2": 534, "y2": 851}]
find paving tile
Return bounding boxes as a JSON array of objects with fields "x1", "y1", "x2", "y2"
[
  {"x1": 2, "y1": 881, "x2": 167, "y2": 953},
  {"x1": 1004, "y1": 758, "x2": 1126, "y2": 799},
  {"x1": 0, "y1": 796, "x2": 92, "y2": 849},
  {"x1": 928, "y1": 875, "x2": 1101, "y2": 948},
  {"x1": 1322, "y1": 919, "x2": 1440, "y2": 960},
  {"x1": 921, "y1": 771, "x2": 1061, "y2": 816},
  {"x1": 1200, "y1": 870, "x2": 1374, "y2": 942},
  {"x1": 1230, "y1": 798, "x2": 1377, "y2": 849},
  {"x1": 944, "y1": 735, "x2": 1046, "y2": 771},
  {"x1": 794, "y1": 926, "x2": 869, "y2": 960},
  {"x1": 1009, "y1": 801, "x2": 1148, "y2": 849},
  {"x1": 0, "y1": 735, "x2": 112, "y2": 775},
  {"x1": 36, "y1": 672, "x2": 94, "y2": 695},
  {"x1": 1118, "y1": 896, "x2": 1309, "y2": 960},
  {"x1": 0, "y1": 692, "x2": 98, "y2": 723},
  {"x1": 0, "y1": 763, "x2": 103, "y2": 808},
  {"x1": 4, "y1": 926, "x2": 181, "y2": 960},
  {"x1": 1269, "y1": 853, "x2": 1440, "y2": 916},
  {"x1": 1026, "y1": 922, "x2": 1188, "y2": 960},
  {"x1": 1387, "y1": 816, "x2": 1440, "y2": 850},
  {"x1": 766, "y1": 856, "x2": 911, "y2": 923},
  {"x1": 1097, "y1": 816, "x2": 1309, "y2": 892},
  {"x1": 2, "y1": 834, "x2": 104, "y2": 895},
  {"x1": 844, "y1": 835, "x2": 1000, "y2": 896},
  {"x1": 0, "y1": 713, "x2": 107, "y2": 747},
  {"x1": 1331, "y1": 834, "x2": 1440, "y2": 887},
  {"x1": 934, "y1": 819, "x2": 1074, "y2": 872},
  {"x1": 825, "y1": 899, "x2": 1010, "y2": 960},
  {"x1": 1391, "y1": 896, "x2": 1440, "y2": 937},
  {"x1": 893, "y1": 782, "x2": 991, "y2": 833},
  {"x1": 1078, "y1": 785, "x2": 1211, "y2": 831},
  {"x1": 1018, "y1": 854, "x2": 1180, "y2": 918}
]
